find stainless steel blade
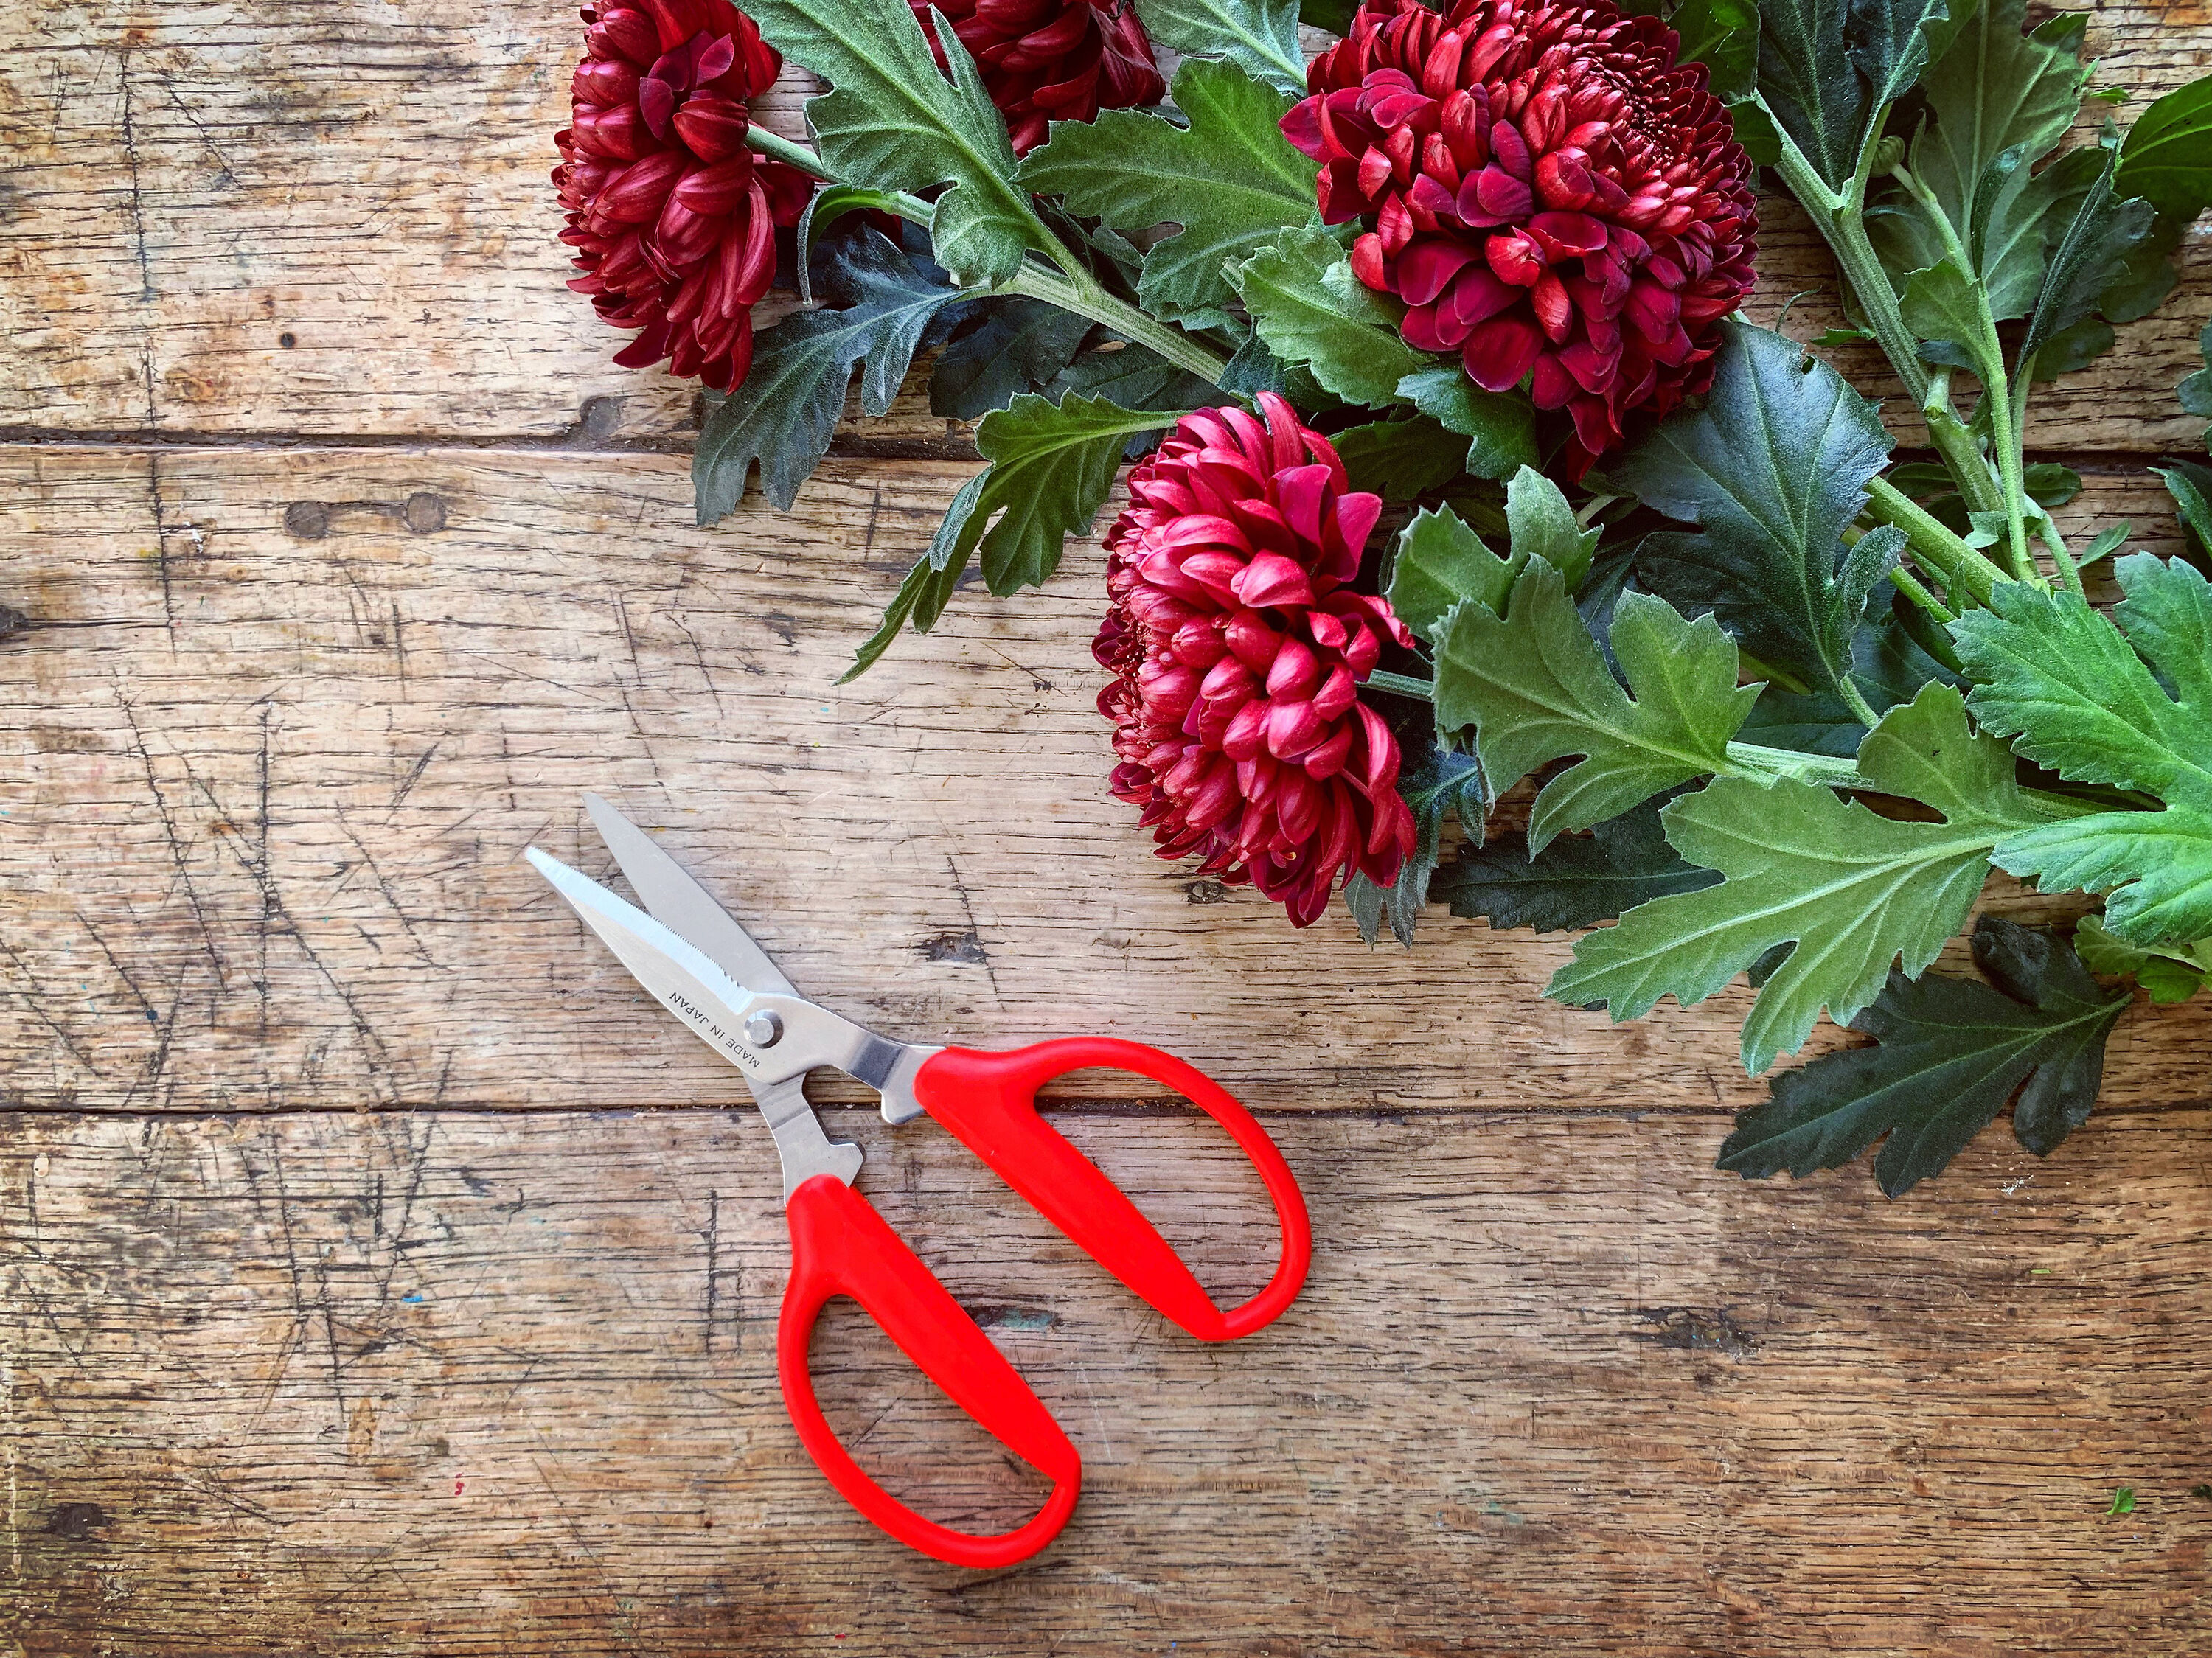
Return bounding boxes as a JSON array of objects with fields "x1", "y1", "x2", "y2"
[
  {"x1": 526, "y1": 846, "x2": 861, "y2": 1196},
  {"x1": 583, "y1": 793, "x2": 796, "y2": 996}
]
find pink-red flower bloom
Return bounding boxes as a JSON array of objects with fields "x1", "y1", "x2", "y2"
[
  {"x1": 1093, "y1": 394, "x2": 1418, "y2": 928},
  {"x1": 556, "y1": 0, "x2": 814, "y2": 390},
  {"x1": 912, "y1": 0, "x2": 1166, "y2": 155},
  {"x1": 1281, "y1": 0, "x2": 1756, "y2": 470}
]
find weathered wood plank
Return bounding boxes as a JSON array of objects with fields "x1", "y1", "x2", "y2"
[
  {"x1": 4, "y1": 1108, "x2": 2207, "y2": 1654},
  {"x1": 5, "y1": 445, "x2": 2208, "y2": 1115},
  {"x1": 2, "y1": 2, "x2": 2209, "y2": 449}
]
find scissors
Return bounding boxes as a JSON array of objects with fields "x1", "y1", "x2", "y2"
[{"x1": 526, "y1": 795, "x2": 1312, "y2": 1568}]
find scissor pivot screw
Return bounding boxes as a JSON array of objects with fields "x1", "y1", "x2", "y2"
[{"x1": 744, "y1": 1010, "x2": 785, "y2": 1048}]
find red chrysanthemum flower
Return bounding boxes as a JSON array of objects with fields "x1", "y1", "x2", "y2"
[
  {"x1": 912, "y1": 0, "x2": 1166, "y2": 155},
  {"x1": 555, "y1": 0, "x2": 815, "y2": 390},
  {"x1": 1281, "y1": 0, "x2": 1756, "y2": 470},
  {"x1": 1093, "y1": 394, "x2": 1418, "y2": 928}
]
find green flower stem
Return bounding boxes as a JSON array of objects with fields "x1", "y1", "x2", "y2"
[
  {"x1": 1865, "y1": 476, "x2": 2006, "y2": 607},
  {"x1": 1365, "y1": 669, "x2": 1439, "y2": 703},
  {"x1": 1921, "y1": 369, "x2": 2006, "y2": 520},
  {"x1": 1003, "y1": 262, "x2": 1231, "y2": 383},
  {"x1": 748, "y1": 129, "x2": 1229, "y2": 386},
  {"x1": 1886, "y1": 562, "x2": 1958, "y2": 625}
]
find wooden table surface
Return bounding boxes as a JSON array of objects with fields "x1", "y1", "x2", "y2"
[{"x1": 4, "y1": 4, "x2": 2210, "y2": 1653}]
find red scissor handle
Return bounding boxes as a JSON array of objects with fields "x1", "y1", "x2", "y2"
[
  {"x1": 912, "y1": 1038, "x2": 1311, "y2": 1342},
  {"x1": 778, "y1": 1174, "x2": 1081, "y2": 1570}
]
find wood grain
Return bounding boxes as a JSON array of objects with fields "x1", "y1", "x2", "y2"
[
  {"x1": 6, "y1": 1109, "x2": 2209, "y2": 1656},
  {"x1": 2, "y1": 1, "x2": 2210, "y2": 449},
  {"x1": 4, "y1": 445, "x2": 2209, "y2": 1116}
]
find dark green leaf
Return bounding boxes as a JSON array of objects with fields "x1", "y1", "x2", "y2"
[
  {"x1": 950, "y1": 392, "x2": 1189, "y2": 594},
  {"x1": 2115, "y1": 71, "x2": 2212, "y2": 226},
  {"x1": 1345, "y1": 744, "x2": 1486, "y2": 946},
  {"x1": 1952, "y1": 556, "x2": 2212, "y2": 947},
  {"x1": 1900, "y1": 255, "x2": 1998, "y2": 375},
  {"x1": 745, "y1": 0, "x2": 1039, "y2": 285},
  {"x1": 694, "y1": 230, "x2": 967, "y2": 520},
  {"x1": 1395, "y1": 366, "x2": 1540, "y2": 481},
  {"x1": 1432, "y1": 795, "x2": 1722, "y2": 933},
  {"x1": 1018, "y1": 60, "x2": 1315, "y2": 324},
  {"x1": 1130, "y1": 0, "x2": 1310, "y2": 97},
  {"x1": 1757, "y1": 0, "x2": 1950, "y2": 193},
  {"x1": 1735, "y1": 607, "x2": 1959, "y2": 756},
  {"x1": 2179, "y1": 320, "x2": 2212, "y2": 441},
  {"x1": 930, "y1": 299, "x2": 1093, "y2": 419},
  {"x1": 1386, "y1": 505, "x2": 1517, "y2": 644},
  {"x1": 1230, "y1": 229, "x2": 1430, "y2": 407},
  {"x1": 841, "y1": 517, "x2": 973, "y2": 681},
  {"x1": 1338, "y1": 416, "x2": 1474, "y2": 501},
  {"x1": 2023, "y1": 462, "x2": 2084, "y2": 507},
  {"x1": 1717, "y1": 916, "x2": 2127, "y2": 1195},
  {"x1": 1433, "y1": 562, "x2": 1760, "y2": 854},
  {"x1": 2017, "y1": 125, "x2": 2155, "y2": 377},
  {"x1": 1611, "y1": 321, "x2": 1899, "y2": 703},
  {"x1": 1046, "y1": 343, "x2": 1220, "y2": 416},
  {"x1": 1670, "y1": 0, "x2": 1761, "y2": 102},
  {"x1": 796, "y1": 184, "x2": 911, "y2": 301},
  {"x1": 1298, "y1": 0, "x2": 1359, "y2": 29},
  {"x1": 1548, "y1": 684, "x2": 2051, "y2": 1073}
]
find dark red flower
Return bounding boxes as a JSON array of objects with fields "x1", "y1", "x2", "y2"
[
  {"x1": 1093, "y1": 394, "x2": 1418, "y2": 928},
  {"x1": 1281, "y1": 0, "x2": 1756, "y2": 470},
  {"x1": 555, "y1": 0, "x2": 815, "y2": 390},
  {"x1": 913, "y1": 0, "x2": 1166, "y2": 155}
]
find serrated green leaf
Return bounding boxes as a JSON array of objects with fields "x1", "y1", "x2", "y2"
[
  {"x1": 1395, "y1": 366, "x2": 1540, "y2": 481},
  {"x1": 1018, "y1": 60, "x2": 1314, "y2": 324},
  {"x1": 841, "y1": 510, "x2": 974, "y2": 682},
  {"x1": 1718, "y1": 916, "x2": 2127, "y2": 1195},
  {"x1": 1386, "y1": 505, "x2": 1517, "y2": 644},
  {"x1": 2115, "y1": 71, "x2": 2212, "y2": 226},
  {"x1": 950, "y1": 392, "x2": 1189, "y2": 594},
  {"x1": 1900, "y1": 255, "x2": 1999, "y2": 375},
  {"x1": 930, "y1": 299, "x2": 1093, "y2": 420},
  {"x1": 694, "y1": 230, "x2": 968, "y2": 520},
  {"x1": 1952, "y1": 556, "x2": 2212, "y2": 945},
  {"x1": 1756, "y1": 0, "x2": 1950, "y2": 193},
  {"x1": 746, "y1": 0, "x2": 1041, "y2": 286},
  {"x1": 1230, "y1": 228, "x2": 1430, "y2": 408},
  {"x1": 1345, "y1": 743, "x2": 1486, "y2": 946},
  {"x1": 1433, "y1": 564, "x2": 1760, "y2": 854},
  {"x1": 2073, "y1": 914, "x2": 2212, "y2": 1003},
  {"x1": 1546, "y1": 683, "x2": 2050, "y2": 1074},
  {"x1": 1130, "y1": 0, "x2": 1309, "y2": 96},
  {"x1": 1505, "y1": 467, "x2": 1599, "y2": 593},
  {"x1": 1336, "y1": 416, "x2": 1472, "y2": 502},
  {"x1": 1046, "y1": 343, "x2": 1220, "y2": 418},
  {"x1": 1611, "y1": 321, "x2": 1898, "y2": 706},
  {"x1": 2154, "y1": 456, "x2": 2212, "y2": 574},
  {"x1": 1432, "y1": 795, "x2": 1722, "y2": 933}
]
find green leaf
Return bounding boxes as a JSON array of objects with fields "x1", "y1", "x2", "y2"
[
  {"x1": 2179, "y1": 319, "x2": 2212, "y2": 439},
  {"x1": 948, "y1": 393, "x2": 1188, "y2": 594},
  {"x1": 1385, "y1": 505, "x2": 1518, "y2": 644},
  {"x1": 796, "y1": 184, "x2": 913, "y2": 301},
  {"x1": 1337, "y1": 416, "x2": 1472, "y2": 502},
  {"x1": 1395, "y1": 366, "x2": 1540, "y2": 481},
  {"x1": 2154, "y1": 456, "x2": 2212, "y2": 574},
  {"x1": 1717, "y1": 916, "x2": 2128, "y2": 1195},
  {"x1": 694, "y1": 229, "x2": 968, "y2": 520},
  {"x1": 930, "y1": 299, "x2": 1093, "y2": 420},
  {"x1": 2017, "y1": 125, "x2": 2155, "y2": 378},
  {"x1": 1546, "y1": 683, "x2": 2048, "y2": 1074},
  {"x1": 1129, "y1": 0, "x2": 1309, "y2": 97},
  {"x1": 1433, "y1": 563, "x2": 1761, "y2": 854},
  {"x1": 1899, "y1": 255, "x2": 1998, "y2": 375},
  {"x1": 1756, "y1": 0, "x2": 1950, "y2": 193},
  {"x1": 1953, "y1": 556, "x2": 2212, "y2": 946},
  {"x1": 1506, "y1": 467, "x2": 1599, "y2": 593},
  {"x1": 1345, "y1": 744, "x2": 1487, "y2": 947},
  {"x1": 841, "y1": 520, "x2": 973, "y2": 682},
  {"x1": 1611, "y1": 321, "x2": 1899, "y2": 705},
  {"x1": 2073, "y1": 913, "x2": 2211, "y2": 1003},
  {"x1": 1018, "y1": 60, "x2": 1315, "y2": 325},
  {"x1": 1046, "y1": 343, "x2": 1219, "y2": 419},
  {"x1": 2107, "y1": 1488, "x2": 2138, "y2": 1517},
  {"x1": 1297, "y1": 0, "x2": 1359, "y2": 31},
  {"x1": 1230, "y1": 228, "x2": 1430, "y2": 408},
  {"x1": 1670, "y1": 0, "x2": 1761, "y2": 103},
  {"x1": 1431, "y1": 795, "x2": 1722, "y2": 933},
  {"x1": 2116, "y1": 72, "x2": 2212, "y2": 226},
  {"x1": 745, "y1": 0, "x2": 1042, "y2": 286},
  {"x1": 1736, "y1": 607, "x2": 1960, "y2": 757}
]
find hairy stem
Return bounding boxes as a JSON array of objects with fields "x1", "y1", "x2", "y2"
[
  {"x1": 1365, "y1": 669, "x2": 1439, "y2": 703},
  {"x1": 1886, "y1": 563, "x2": 1958, "y2": 625},
  {"x1": 1921, "y1": 369, "x2": 2006, "y2": 518},
  {"x1": 746, "y1": 125, "x2": 835, "y2": 181},
  {"x1": 1865, "y1": 476, "x2": 2006, "y2": 607}
]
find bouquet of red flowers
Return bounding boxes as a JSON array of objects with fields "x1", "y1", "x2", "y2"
[{"x1": 551, "y1": 0, "x2": 2212, "y2": 1196}]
